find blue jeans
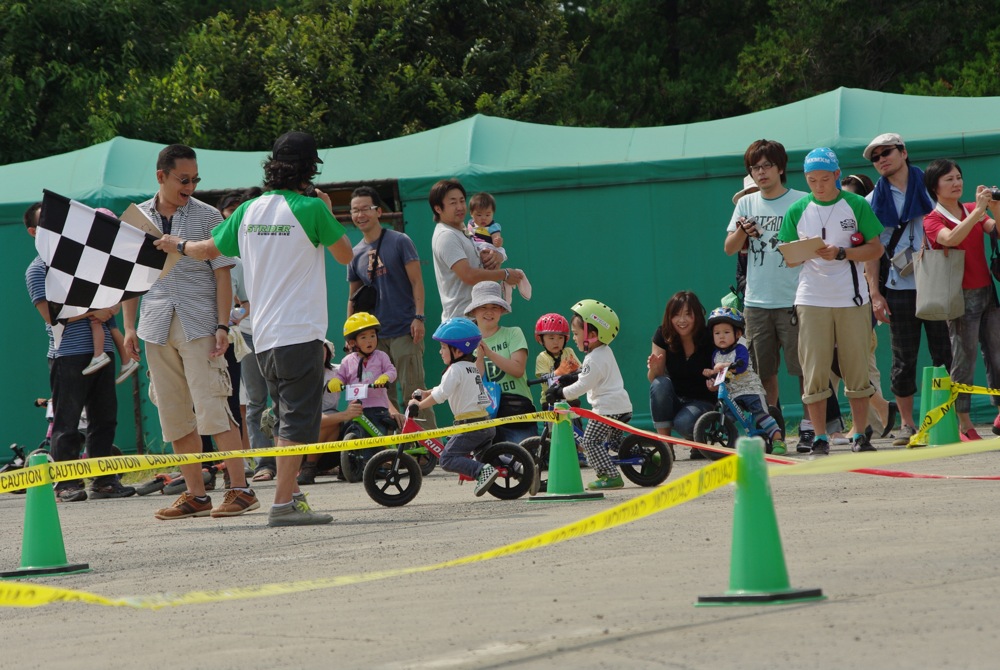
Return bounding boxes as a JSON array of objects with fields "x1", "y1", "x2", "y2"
[
  {"x1": 441, "y1": 426, "x2": 496, "y2": 478},
  {"x1": 49, "y1": 353, "x2": 118, "y2": 488},
  {"x1": 649, "y1": 376, "x2": 713, "y2": 439}
]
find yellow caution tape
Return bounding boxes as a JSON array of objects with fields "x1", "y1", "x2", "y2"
[
  {"x1": 0, "y1": 412, "x2": 560, "y2": 495},
  {"x1": 0, "y1": 455, "x2": 737, "y2": 609},
  {"x1": 912, "y1": 380, "x2": 1000, "y2": 447},
  {"x1": 769, "y1": 437, "x2": 1000, "y2": 477}
]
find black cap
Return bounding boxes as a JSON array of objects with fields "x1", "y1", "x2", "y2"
[{"x1": 271, "y1": 131, "x2": 323, "y2": 164}]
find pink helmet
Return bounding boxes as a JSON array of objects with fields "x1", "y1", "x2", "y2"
[{"x1": 534, "y1": 313, "x2": 569, "y2": 345}]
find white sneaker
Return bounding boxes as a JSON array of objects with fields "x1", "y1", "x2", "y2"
[
  {"x1": 82, "y1": 353, "x2": 111, "y2": 376},
  {"x1": 115, "y1": 358, "x2": 139, "y2": 384}
]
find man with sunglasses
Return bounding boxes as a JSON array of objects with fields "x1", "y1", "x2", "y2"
[
  {"x1": 123, "y1": 144, "x2": 258, "y2": 521},
  {"x1": 862, "y1": 133, "x2": 952, "y2": 446}
]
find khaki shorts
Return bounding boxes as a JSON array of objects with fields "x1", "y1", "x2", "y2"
[
  {"x1": 146, "y1": 313, "x2": 235, "y2": 443},
  {"x1": 744, "y1": 306, "x2": 802, "y2": 379},
  {"x1": 797, "y1": 303, "x2": 875, "y2": 405}
]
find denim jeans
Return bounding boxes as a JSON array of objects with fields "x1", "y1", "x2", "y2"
[
  {"x1": 948, "y1": 286, "x2": 1000, "y2": 413},
  {"x1": 441, "y1": 426, "x2": 496, "y2": 479},
  {"x1": 49, "y1": 353, "x2": 118, "y2": 488},
  {"x1": 649, "y1": 375, "x2": 713, "y2": 439}
]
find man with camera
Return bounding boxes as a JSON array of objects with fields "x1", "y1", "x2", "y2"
[
  {"x1": 863, "y1": 133, "x2": 952, "y2": 446},
  {"x1": 346, "y1": 185, "x2": 435, "y2": 428}
]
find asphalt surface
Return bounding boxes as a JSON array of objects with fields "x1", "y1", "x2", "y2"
[{"x1": 2, "y1": 428, "x2": 1000, "y2": 670}]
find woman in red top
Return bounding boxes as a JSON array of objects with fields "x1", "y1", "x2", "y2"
[{"x1": 922, "y1": 159, "x2": 1000, "y2": 439}]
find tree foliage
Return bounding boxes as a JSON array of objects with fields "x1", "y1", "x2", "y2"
[{"x1": 3, "y1": 0, "x2": 1000, "y2": 165}]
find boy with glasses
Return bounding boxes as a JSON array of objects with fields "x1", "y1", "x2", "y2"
[{"x1": 723, "y1": 140, "x2": 813, "y2": 449}]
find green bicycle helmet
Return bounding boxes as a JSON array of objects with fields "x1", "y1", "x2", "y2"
[{"x1": 571, "y1": 299, "x2": 620, "y2": 346}]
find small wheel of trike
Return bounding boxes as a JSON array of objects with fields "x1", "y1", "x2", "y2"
[
  {"x1": 480, "y1": 441, "x2": 535, "y2": 500},
  {"x1": 362, "y1": 449, "x2": 422, "y2": 507},
  {"x1": 616, "y1": 434, "x2": 673, "y2": 486},
  {"x1": 692, "y1": 411, "x2": 738, "y2": 461}
]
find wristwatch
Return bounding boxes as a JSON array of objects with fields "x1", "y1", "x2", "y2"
[
  {"x1": 835, "y1": 247, "x2": 847, "y2": 261},
  {"x1": 177, "y1": 240, "x2": 187, "y2": 256},
  {"x1": 414, "y1": 315, "x2": 426, "y2": 322}
]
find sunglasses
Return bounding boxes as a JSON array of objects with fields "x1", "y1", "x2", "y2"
[
  {"x1": 869, "y1": 147, "x2": 898, "y2": 163},
  {"x1": 168, "y1": 171, "x2": 202, "y2": 186}
]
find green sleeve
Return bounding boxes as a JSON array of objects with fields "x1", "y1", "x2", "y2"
[
  {"x1": 211, "y1": 204, "x2": 246, "y2": 257},
  {"x1": 777, "y1": 196, "x2": 810, "y2": 242},
  {"x1": 844, "y1": 191, "x2": 885, "y2": 241},
  {"x1": 286, "y1": 193, "x2": 346, "y2": 247}
]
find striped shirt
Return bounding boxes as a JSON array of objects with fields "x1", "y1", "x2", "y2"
[
  {"x1": 135, "y1": 195, "x2": 235, "y2": 345},
  {"x1": 26, "y1": 256, "x2": 116, "y2": 359}
]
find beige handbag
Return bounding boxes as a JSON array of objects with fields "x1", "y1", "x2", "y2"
[{"x1": 913, "y1": 241, "x2": 965, "y2": 321}]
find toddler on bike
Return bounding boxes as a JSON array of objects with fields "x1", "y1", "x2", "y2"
[
  {"x1": 326, "y1": 312, "x2": 398, "y2": 435},
  {"x1": 409, "y1": 317, "x2": 501, "y2": 496},
  {"x1": 702, "y1": 306, "x2": 787, "y2": 455},
  {"x1": 544, "y1": 300, "x2": 633, "y2": 490}
]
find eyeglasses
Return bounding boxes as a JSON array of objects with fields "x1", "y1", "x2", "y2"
[
  {"x1": 350, "y1": 205, "x2": 379, "y2": 215},
  {"x1": 869, "y1": 147, "x2": 897, "y2": 163},
  {"x1": 748, "y1": 162, "x2": 775, "y2": 174},
  {"x1": 168, "y1": 171, "x2": 202, "y2": 186}
]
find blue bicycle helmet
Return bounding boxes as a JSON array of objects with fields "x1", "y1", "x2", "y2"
[
  {"x1": 706, "y1": 306, "x2": 745, "y2": 331},
  {"x1": 432, "y1": 317, "x2": 482, "y2": 355}
]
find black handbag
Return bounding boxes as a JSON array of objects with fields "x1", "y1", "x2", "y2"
[{"x1": 350, "y1": 228, "x2": 385, "y2": 313}]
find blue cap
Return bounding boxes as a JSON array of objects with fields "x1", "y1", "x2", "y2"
[{"x1": 803, "y1": 147, "x2": 841, "y2": 189}]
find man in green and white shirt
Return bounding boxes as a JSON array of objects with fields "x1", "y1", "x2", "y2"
[{"x1": 778, "y1": 147, "x2": 884, "y2": 455}]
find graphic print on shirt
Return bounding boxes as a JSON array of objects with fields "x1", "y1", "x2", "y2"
[{"x1": 747, "y1": 214, "x2": 788, "y2": 269}]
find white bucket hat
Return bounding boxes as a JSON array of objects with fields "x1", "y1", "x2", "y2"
[{"x1": 465, "y1": 281, "x2": 511, "y2": 316}]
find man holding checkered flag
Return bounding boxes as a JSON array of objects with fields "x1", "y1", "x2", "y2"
[{"x1": 25, "y1": 201, "x2": 138, "y2": 502}]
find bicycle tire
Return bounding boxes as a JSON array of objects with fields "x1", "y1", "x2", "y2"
[
  {"x1": 363, "y1": 449, "x2": 422, "y2": 507},
  {"x1": 616, "y1": 434, "x2": 673, "y2": 486},
  {"x1": 481, "y1": 442, "x2": 535, "y2": 500},
  {"x1": 692, "y1": 411, "x2": 738, "y2": 460}
]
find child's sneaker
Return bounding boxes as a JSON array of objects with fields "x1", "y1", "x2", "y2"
[
  {"x1": 587, "y1": 474, "x2": 624, "y2": 490},
  {"x1": 115, "y1": 358, "x2": 139, "y2": 384},
  {"x1": 267, "y1": 499, "x2": 332, "y2": 526},
  {"x1": 474, "y1": 464, "x2": 500, "y2": 497},
  {"x1": 82, "y1": 353, "x2": 111, "y2": 376},
  {"x1": 771, "y1": 438, "x2": 787, "y2": 456}
]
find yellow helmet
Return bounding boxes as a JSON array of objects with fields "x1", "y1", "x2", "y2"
[{"x1": 343, "y1": 312, "x2": 381, "y2": 340}]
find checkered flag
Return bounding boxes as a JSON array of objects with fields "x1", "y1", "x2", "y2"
[{"x1": 36, "y1": 190, "x2": 165, "y2": 347}]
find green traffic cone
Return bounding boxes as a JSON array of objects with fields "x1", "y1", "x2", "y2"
[
  {"x1": 1, "y1": 453, "x2": 90, "y2": 579},
  {"x1": 697, "y1": 437, "x2": 824, "y2": 606},
  {"x1": 527, "y1": 402, "x2": 603, "y2": 502},
  {"x1": 926, "y1": 366, "x2": 959, "y2": 446}
]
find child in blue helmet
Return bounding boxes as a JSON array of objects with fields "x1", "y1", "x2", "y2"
[
  {"x1": 702, "y1": 306, "x2": 787, "y2": 455},
  {"x1": 409, "y1": 317, "x2": 501, "y2": 496}
]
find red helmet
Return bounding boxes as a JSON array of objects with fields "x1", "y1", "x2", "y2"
[{"x1": 534, "y1": 313, "x2": 570, "y2": 345}]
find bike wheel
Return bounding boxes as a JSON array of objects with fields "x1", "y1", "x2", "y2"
[
  {"x1": 412, "y1": 448, "x2": 437, "y2": 476},
  {"x1": 693, "y1": 411, "x2": 738, "y2": 460},
  {"x1": 363, "y1": 449, "x2": 422, "y2": 507},
  {"x1": 520, "y1": 436, "x2": 548, "y2": 474},
  {"x1": 480, "y1": 442, "x2": 535, "y2": 500},
  {"x1": 616, "y1": 434, "x2": 673, "y2": 486}
]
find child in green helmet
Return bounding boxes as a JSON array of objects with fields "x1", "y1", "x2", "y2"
[{"x1": 544, "y1": 299, "x2": 632, "y2": 490}]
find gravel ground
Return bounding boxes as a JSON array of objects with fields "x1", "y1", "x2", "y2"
[{"x1": 2, "y1": 427, "x2": 1000, "y2": 670}]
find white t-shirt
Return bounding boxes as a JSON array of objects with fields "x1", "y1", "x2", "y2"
[
  {"x1": 727, "y1": 188, "x2": 805, "y2": 309},
  {"x1": 432, "y1": 223, "x2": 482, "y2": 320},
  {"x1": 562, "y1": 345, "x2": 632, "y2": 415},
  {"x1": 431, "y1": 361, "x2": 490, "y2": 416},
  {"x1": 213, "y1": 190, "x2": 346, "y2": 353},
  {"x1": 777, "y1": 191, "x2": 884, "y2": 308}
]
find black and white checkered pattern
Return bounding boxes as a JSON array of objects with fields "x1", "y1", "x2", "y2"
[{"x1": 35, "y1": 190, "x2": 165, "y2": 345}]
